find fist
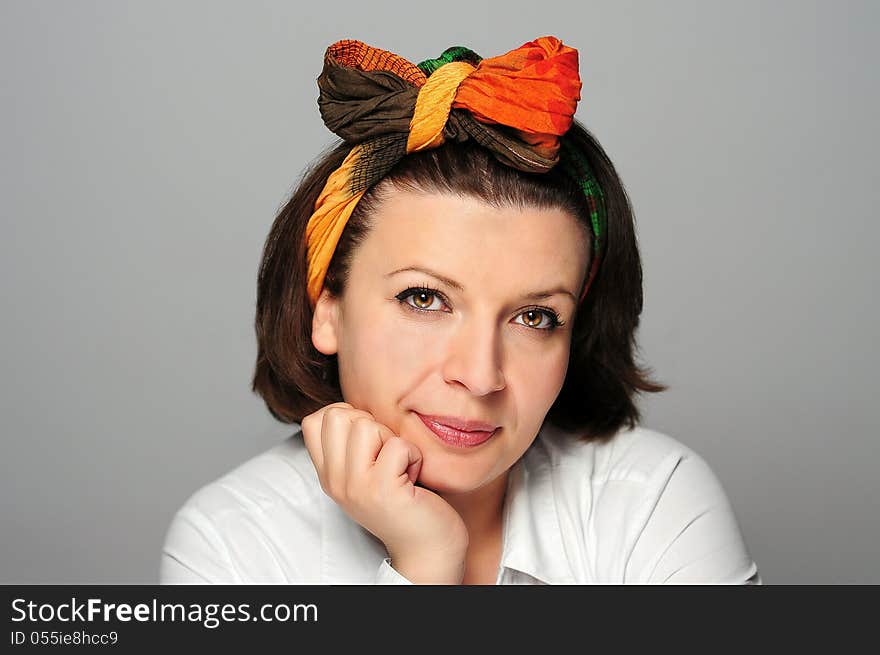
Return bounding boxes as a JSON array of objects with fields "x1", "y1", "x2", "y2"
[{"x1": 300, "y1": 403, "x2": 468, "y2": 582}]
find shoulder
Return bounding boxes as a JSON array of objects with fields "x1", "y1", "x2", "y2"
[
  {"x1": 530, "y1": 420, "x2": 734, "y2": 518},
  {"x1": 160, "y1": 431, "x2": 326, "y2": 583},
  {"x1": 532, "y1": 420, "x2": 702, "y2": 484},
  {"x1": 527, "y1": 422, "x2": 760, "y2": 583},
  {"x1": 175, "y1": 431, "x2": 321, "y2": 518}
]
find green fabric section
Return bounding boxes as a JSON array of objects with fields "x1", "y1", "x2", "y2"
[
  {"x1": 560, "y1": 137, "x2": 606, "y2": 253},
  {"x1": 417, "y1": 46, "x2": 483, "y2": 77}
]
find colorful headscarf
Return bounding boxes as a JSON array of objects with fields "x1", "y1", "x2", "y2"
[{"x1": 305, "y1": 36, "x2": 606, "y2": 310}]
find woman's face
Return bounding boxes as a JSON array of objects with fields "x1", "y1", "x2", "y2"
[{"x1": 311, "y1": 185, "x2": 590, "y2": 495}]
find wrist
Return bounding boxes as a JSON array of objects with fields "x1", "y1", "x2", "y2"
[{"x1": 388, "y1": 549, "x2": 467, "y2": 585}]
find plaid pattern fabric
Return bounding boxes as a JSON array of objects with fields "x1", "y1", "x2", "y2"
[
  {"x1": 559, "y1": 137, "x2": 607, "y2": 304},
  {"x1": 306, "y1": 36, "x2": 606, "y2": 308}
]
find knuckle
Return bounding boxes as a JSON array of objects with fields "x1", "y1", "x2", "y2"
[
  {"x1": 324, "y1": 404, "x2": 374, "y2": 425},
  {"x1": 351, "y1": 416, "x2": 374, "y2": 431},
  {"x1": 328, "y1": 402, "x2": 353, "y2": 415}
]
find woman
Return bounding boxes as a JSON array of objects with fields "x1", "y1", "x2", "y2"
[{"x1": 160, "y1": 36, "x2": 761, "y2": 584}]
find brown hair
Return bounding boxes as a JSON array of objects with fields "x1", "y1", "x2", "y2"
[{"x1": 251, "y1": 119, "x2": 667, "y2": 442}]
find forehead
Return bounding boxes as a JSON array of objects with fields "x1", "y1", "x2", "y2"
[{"x1": 357, "y1": 187, "x2": 590, "y2": 292}]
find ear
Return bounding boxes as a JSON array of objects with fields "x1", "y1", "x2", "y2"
[{"x1": 311, "y1": 287, "x2": 340, "y2": 356}]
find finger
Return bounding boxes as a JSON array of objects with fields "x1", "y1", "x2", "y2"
[
  {"x1": 301, "y1": 411, "x2": 327, "y2": 473},
  {"x1": 303, "y1": 403, "x2": 375, "y2": 491},
  {"x1": 301, "y1": 403, "x2": 358, "y2": 473},
  {"x1": 346, "y1": 418, "x2": 385, "y2": 482},
  {"x1": 384, "y1": 427, "x2": 422, "y2": 483},
  {"x1": 374, "y1": 436, "x2": 423, "y2": 486},
  {"x1": 321, "y1": 407, "x2": 359, "y2": 495}
]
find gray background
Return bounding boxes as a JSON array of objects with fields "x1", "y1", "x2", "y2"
[{"x1": 2, "y1": 0, "x2": 877, "y2": 584}]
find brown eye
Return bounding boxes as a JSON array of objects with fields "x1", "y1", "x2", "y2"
[
  {"x1": 395, "y1": 288, "x2": 446, "y2": 312},
  {"x1": 522, "y1": 310, "x2": 544, "y2": 328},
  {"x1": 412, "y1": 292, "x2": 436, "y2": 309},
  {"x1": 516, "y1": 309, "x2": 561, "y2": 331}
]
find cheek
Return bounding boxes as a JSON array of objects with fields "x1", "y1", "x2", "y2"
[
  {"x1": 340, "y1": 311, "x2": 440, "y2": 399},
  {"x1": 364, "y1": 318, "x2": 442, "y2": 373},
  {"x1": 509, "y1": 342, "x2": 570, "y2": 405}
]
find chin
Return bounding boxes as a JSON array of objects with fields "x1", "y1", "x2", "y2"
[{"x1": 414, "y1": 457, "x2": 489, "y2": 495}]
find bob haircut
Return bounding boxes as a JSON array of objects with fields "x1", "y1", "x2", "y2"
[{"x1": 252, "y1": 119, "x2": 667, "y2": 442}]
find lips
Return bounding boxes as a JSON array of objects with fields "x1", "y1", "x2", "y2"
[
  {"x1": 415, "y1": 412, "x2": 500, "y2": 449},
  {"x1": 416, "y1": 414, "x2": 499, "y2": 433}
]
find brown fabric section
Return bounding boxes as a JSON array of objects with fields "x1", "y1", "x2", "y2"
[
  {"x1": 317, "y1": 60, "x2": 419, "y2": 144},
  {"x1": 446, "y1": 110, "x2": 559, "y2": 173}
]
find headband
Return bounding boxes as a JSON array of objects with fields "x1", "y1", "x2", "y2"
[{"x1": 305, "y1": 36, "x2": 606, "y2": 310}]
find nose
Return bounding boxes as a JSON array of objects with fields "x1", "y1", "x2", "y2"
[{"x1": 441, "y1": 316, "x2": 506, "y2": 396}]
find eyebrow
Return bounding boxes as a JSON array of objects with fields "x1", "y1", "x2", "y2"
[{"x1": 385, "y1": 266, "x2": 577, "y2": 303}]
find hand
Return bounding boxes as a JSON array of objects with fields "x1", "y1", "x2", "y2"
[{"x1": 301, "y1": 402, "x2": 469, "y2": 584}]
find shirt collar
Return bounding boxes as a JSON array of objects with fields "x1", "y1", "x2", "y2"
[{"x1": 497, "y1": 421, "x2": 576, "y2": 584}]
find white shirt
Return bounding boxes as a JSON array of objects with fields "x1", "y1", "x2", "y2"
[{"x1": 159, "y1": 421, "x2": 762, "y2": 585}]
